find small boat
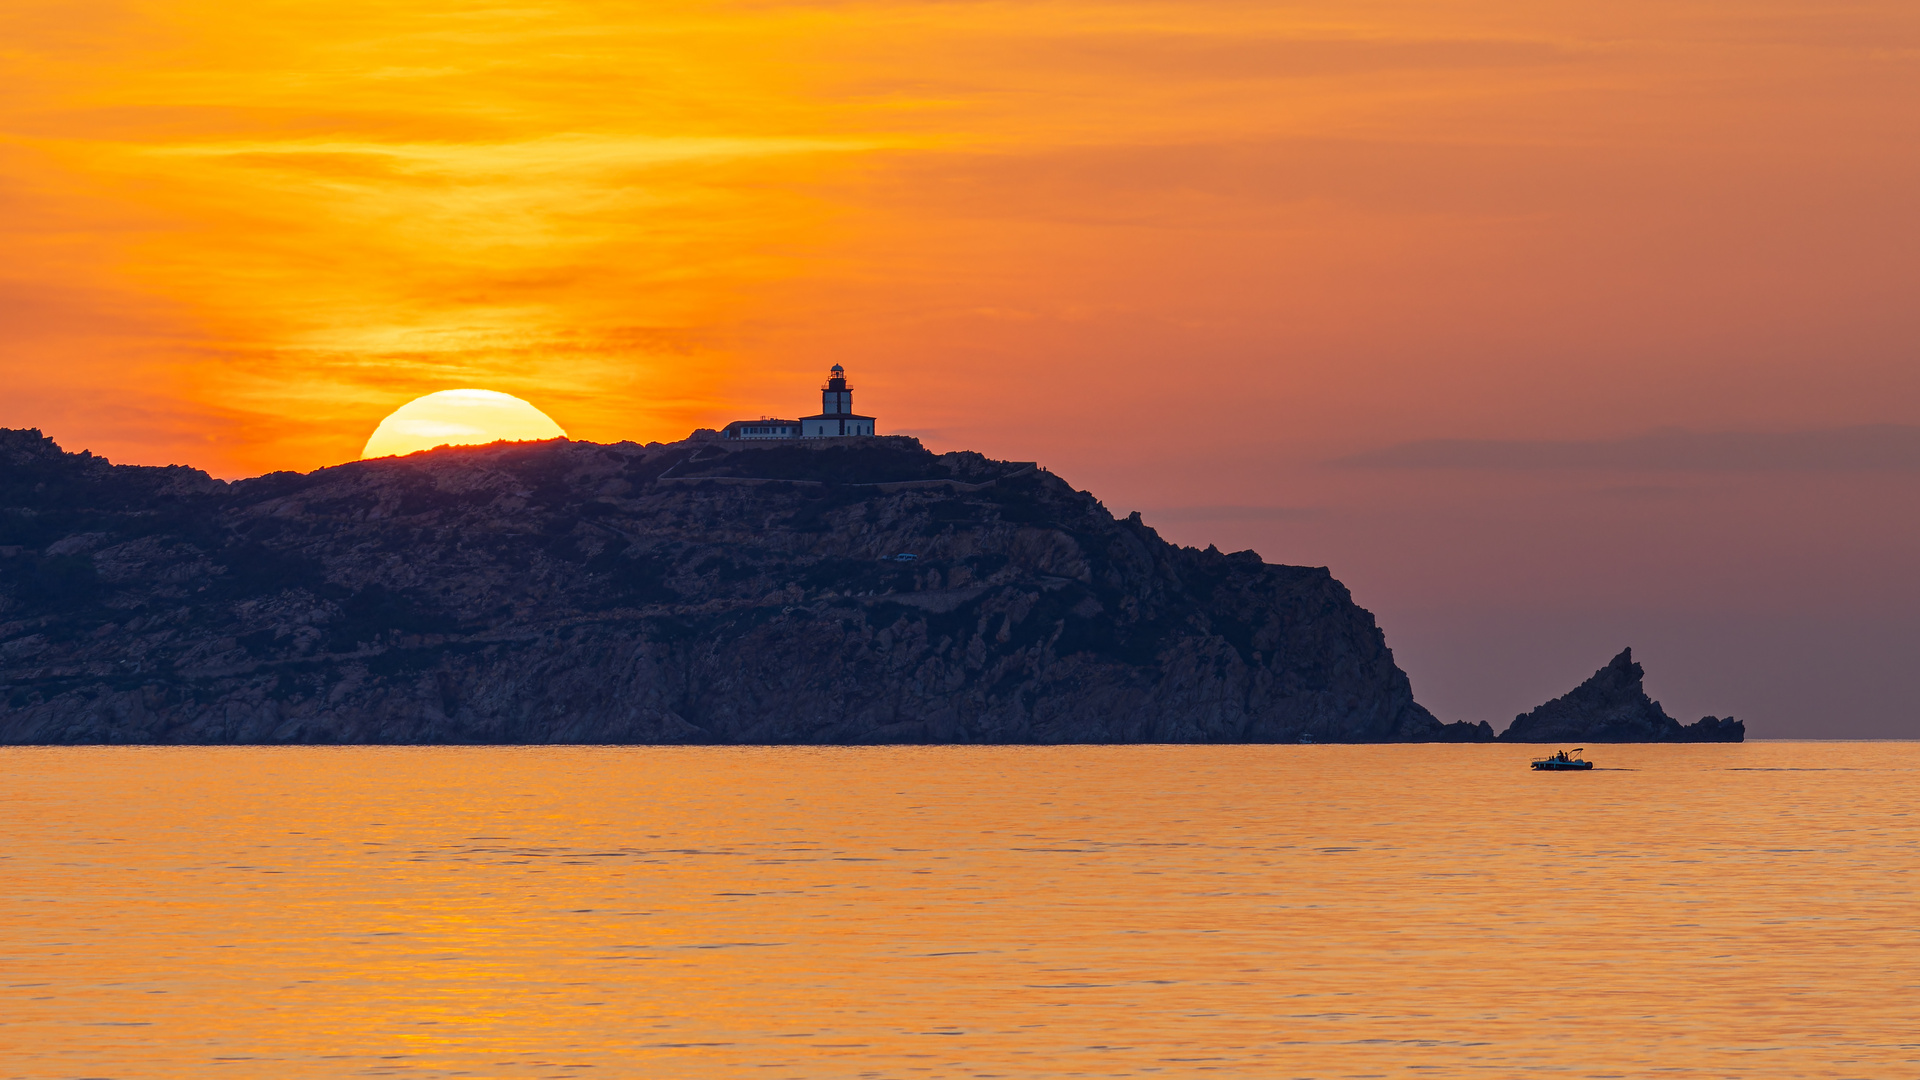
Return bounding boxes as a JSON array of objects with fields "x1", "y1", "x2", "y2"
[{"x1": 1531, "y1": 748, "x2": 1593, "y2": 771}]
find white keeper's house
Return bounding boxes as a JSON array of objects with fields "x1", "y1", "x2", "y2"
[{"x1": 722, "y1": 364, "x2": 877, "y2": 441}]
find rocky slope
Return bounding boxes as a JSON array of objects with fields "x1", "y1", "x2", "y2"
[
  {"x1": 0, "y1": 428, "x2": 1490, "y2": 744},
  {"x1": 1499, "y1": 648, "x2": 1743, "y2": 742}
]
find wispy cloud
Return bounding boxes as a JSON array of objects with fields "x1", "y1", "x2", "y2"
[
  {"x1": 149, "y1": 134, "x2": 880, "y2": 175},
  {"x1": 1336, "y1": 426, "x2": 1920, "y2": 472},
  {"x1": 1140, "y1": 505, "x2": 1320, "y2": 523}
]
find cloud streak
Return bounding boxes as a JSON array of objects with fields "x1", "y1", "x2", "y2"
[
  {"x1": 1140, "y1": 505, "x2": 1320, "y2": 523},
  {"x1": 1336, "y1": 426, "x2": 1920, "y2": 473}
]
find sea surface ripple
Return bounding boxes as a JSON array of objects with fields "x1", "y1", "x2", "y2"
[{"x1": 3, "y1": 743, "x2": 1916, "y2": 1078}]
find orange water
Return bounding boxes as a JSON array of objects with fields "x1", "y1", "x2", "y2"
[{"x1": 3, "y1": 744, "x2": 1916, "y2": 1078}]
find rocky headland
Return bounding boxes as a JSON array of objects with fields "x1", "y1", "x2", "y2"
[
  {"x1": 0, "y1": 429, "x2": 1744, "y2": 745},
  {"x1": 1498, "y1": 648, "x2": 1744, "y2": 743},
  {"x1": 1, "y1": 428, "x2": 1496, "y2": 744}
]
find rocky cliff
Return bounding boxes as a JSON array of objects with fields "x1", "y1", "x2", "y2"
[
  {"x1": 1498, "y1": 648, "x2": 1743, "y2": 743},
  {"x1": 0, "y1": 428, "x2": 1490, "y2": 744}
]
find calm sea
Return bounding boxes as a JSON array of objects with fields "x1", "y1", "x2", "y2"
[{"x1": 3, "y1": 744, "x2": 1915, "y2": 1079}]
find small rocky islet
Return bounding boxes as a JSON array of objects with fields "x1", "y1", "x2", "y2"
[
  {"x1": 0, "y1": 428, "x2": 1737, "y2": 744},
  {"x1": 1500, "y1": 648, "x2": 1741, "y2": 744}
]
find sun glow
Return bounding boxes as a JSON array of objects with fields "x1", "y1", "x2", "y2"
[{"x1": 361, "y1": 389, "x2": 565, "y2": 459}]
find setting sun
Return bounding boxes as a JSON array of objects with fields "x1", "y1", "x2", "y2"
[{"x1": 361, "y1": 389, "x2": 565, "y2": 459}]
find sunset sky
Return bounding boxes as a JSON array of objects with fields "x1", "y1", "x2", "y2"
[{"x1": 5, "y1": 0, "x2": 1917, "y2": 735}]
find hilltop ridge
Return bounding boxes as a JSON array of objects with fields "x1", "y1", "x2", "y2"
[{"x1": 0, "y1": 428, "x2": 1484, "y2": 744}]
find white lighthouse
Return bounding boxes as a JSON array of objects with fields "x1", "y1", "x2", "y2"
[
  {"x1": 800, "y1": 364, "x2": 877, "y2": 437},
  {"x1": 720, "y1": 363, "x2": 879, "y2": 440}
]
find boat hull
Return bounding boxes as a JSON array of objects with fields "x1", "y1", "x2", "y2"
[{"x1": 1531, "y1": 760, "x2": 1593, "y2": 771}]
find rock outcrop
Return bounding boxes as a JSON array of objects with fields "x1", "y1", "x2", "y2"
[
  {"x1": 1497, "y1": 648, "x2": 1743, "y2": 742},
  {"x1": 0, "y1": 427, "x2": 1488, "y2": 744}
]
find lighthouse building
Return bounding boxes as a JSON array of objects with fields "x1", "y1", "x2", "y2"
[{"x1": 722, "y1": 364, "x2": 877, "y2": 441}]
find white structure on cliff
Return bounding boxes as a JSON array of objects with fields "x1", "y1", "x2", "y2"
[{"x1": 722, "y1": 364, "x2": 877, "y2": 441}]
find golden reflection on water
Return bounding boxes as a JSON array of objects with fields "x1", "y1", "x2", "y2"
[{"x1": 3, "y1": 743, "x2": 1916, "y2": 1078}]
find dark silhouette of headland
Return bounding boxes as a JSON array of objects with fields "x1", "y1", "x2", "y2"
[{"x1": 0, "y1": 427, "x2": 1737, "y2": 744}]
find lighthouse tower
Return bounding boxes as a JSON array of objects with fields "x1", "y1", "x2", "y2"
[{"x1": 800, "y1": 364, "x2": 877, "y2": 437}]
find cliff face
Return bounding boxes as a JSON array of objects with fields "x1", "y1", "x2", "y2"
[
  {"x1": 0, "y1": 429, "x2": 1483, "y2": 744},
  {"x1": 1498, "y1": 648, "x2": 1743, "y2": 743}
]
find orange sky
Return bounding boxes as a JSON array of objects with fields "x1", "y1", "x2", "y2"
[{"x1": 5, "y1": 0, "x2": 1918, "y2": 733}]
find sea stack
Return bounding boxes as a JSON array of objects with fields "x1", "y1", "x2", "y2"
[{"x1": 1498, "y1": 648, "x2": 1743, "y2": 743}]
